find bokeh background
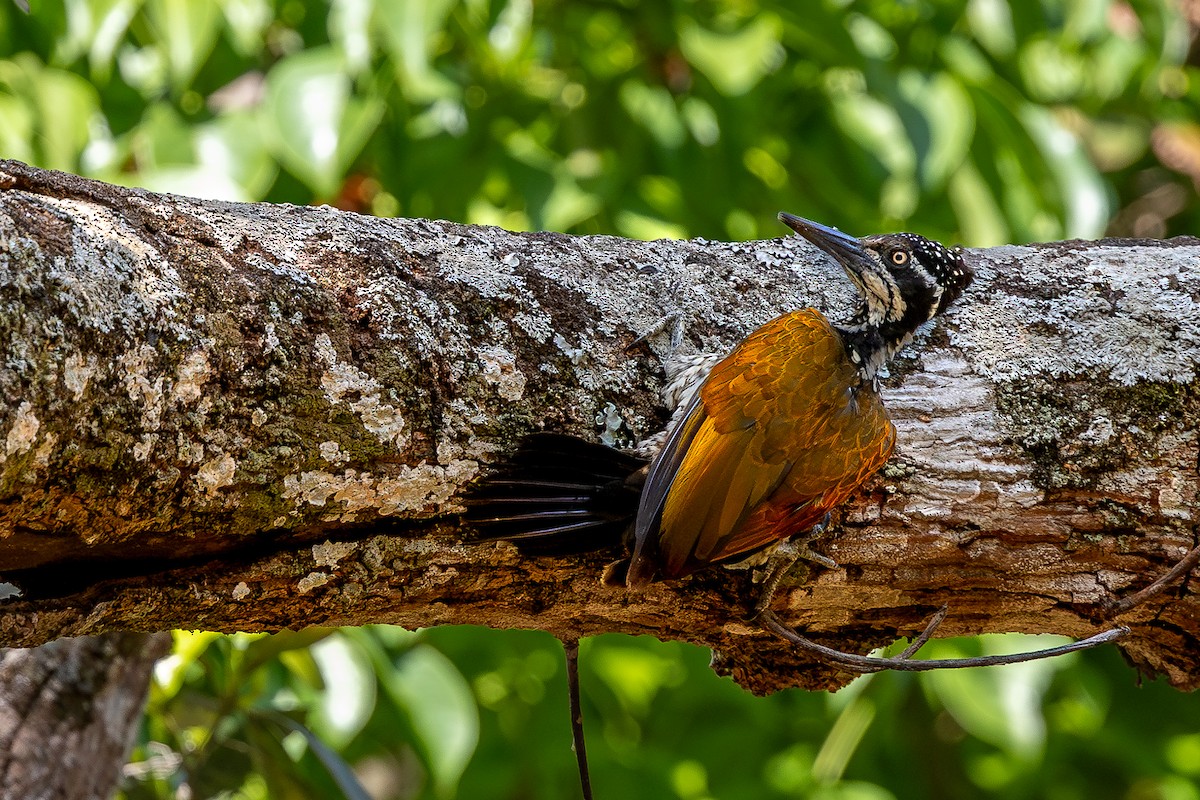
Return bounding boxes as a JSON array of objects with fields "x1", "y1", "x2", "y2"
[{"x1": 3, "y1": 1, "x2": 1200, "y2": 798}]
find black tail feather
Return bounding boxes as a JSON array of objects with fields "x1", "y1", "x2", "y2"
[{"x1": 464, "y1": 433, "x2": 646, "y2": 555}]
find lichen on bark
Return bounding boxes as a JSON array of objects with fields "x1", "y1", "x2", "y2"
[{"x1": 0, "y1": 160, "x2": 1198, "y2": 694}]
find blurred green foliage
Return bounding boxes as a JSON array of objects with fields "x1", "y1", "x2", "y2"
[
  {"x1": 3, "y1": 0, "x2": 1200, "y2": 244},
  {"x1": 3, "y1": 0, "x2": 1200, "y2": 798}
]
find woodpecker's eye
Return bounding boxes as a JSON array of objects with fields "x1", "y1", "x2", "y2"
[{"x1": 891, "y1": 250, "x2": 909, "y2": 266}]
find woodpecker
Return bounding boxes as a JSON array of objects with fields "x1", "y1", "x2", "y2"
[
  {"x1": 464, "y1": 216, "x2": 1148, "y2": 800},
  {"x1": 467, "y1": 213, "x2": 973, "y2": 591}
]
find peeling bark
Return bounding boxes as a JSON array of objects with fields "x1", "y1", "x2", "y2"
[{"x1": 0, "y1": 160, "x2": 1197, "y2": 694}]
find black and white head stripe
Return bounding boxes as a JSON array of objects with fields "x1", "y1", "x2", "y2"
[
  {"x1": 776, "y1": 212, "x2": 974, "y2": 381},
  {"x1": 890, "y1": 233, "x2": 969, "y2": 285},
  {"x1": 866, "y1": 232, "x2": 973, "y2": 315}
]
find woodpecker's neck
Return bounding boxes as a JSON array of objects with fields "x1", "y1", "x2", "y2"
[{"x1": 836, "y1": 320, "x2": 920, "y2": 384}]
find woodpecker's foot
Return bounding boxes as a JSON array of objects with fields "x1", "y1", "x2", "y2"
[
  {"x1": 626, "y1": 312, "x2": 683, "y2": 355},
  {"x1": 1103, "y1": 542, "x2": 1200, "y2": 618},
  {"x1": 794, "y1": 512, "x2": 837, "y2": 569},
  {"x1": 751, "y1": 529, "x2": 839, "y2": 618},
  {"x1": 757, "y1": 607, "x2": 1128, "y2": 674}
]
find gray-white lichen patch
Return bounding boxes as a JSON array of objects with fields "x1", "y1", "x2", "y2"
[
  {"x1": 63, "y1": 352, "x2": 97, "y2": 400},
  {"x1": 282, "y1": 459, "x2": 478, "y2": 519},
  {"x1": 171, "y1": 350, "x2": 211, "y2": 404},
  {"x1": 38, "y1": 195, "x2": 186, "y2": 335},
  {"x1": 319, "y1": 440, "x2": 350, "y2": 464},
  {"x1": 119, "y1": 344, "x2": 166, "y2": 430},
  {"x1": 313, "y1": 540, "x2": 356, "y2": 569},
  {"x1": 961, "y1": 244, "x2": 1200, "y2": 384},
  {"x1": 195, "y1": 452, "x2": 237, "y2": 498},
  {"x1": 315, "y1": 333, "x2": 408, "y2": 448},
  {"x1": 297, "y1": 572, "x2": 330, "y2": 594},
  {"x1": 4, "y1": 401, "x2": 39, "y2": 457},
  {"x1": 478, "y1": 345, "x2": 526, "y2": 401}
]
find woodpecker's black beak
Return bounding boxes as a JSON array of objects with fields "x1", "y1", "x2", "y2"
[{"x1": 778, "y1": 212, "x2": 874, "y2": 292}]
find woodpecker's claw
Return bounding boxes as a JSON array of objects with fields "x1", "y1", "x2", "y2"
[
  {"x1": 751, "y1": 522, "x2": 838, "y2": 618},
  {"x1": 757, "y1": 608, "x2": 1129, "y2": 674}
]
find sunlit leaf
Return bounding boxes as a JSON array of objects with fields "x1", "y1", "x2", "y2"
[
  {"x1": 374, "y1": 0, "x2": 459, "y2": 102},
  {"x1": 679, "y1": 14, "x2": 783, "y2": 96},
  {"x1": 261, "y1": 47, "x2": 384, "y2": 198},
  {"x1": 195, "y1": 110, "x2": 278, "y2": 199},
  {"x1": 921, "y1": 634, "x2": 1074, "y2": 759},
  {"x1": 240, "y1": 628, "x2": 334, "y2": 678},
  {"x1": 618, "y1": 80, "x2": 685, "y2": 149},
  {"x1": 1019, "y1": 37, "x2": 1087, "y2": 103},
  {"x1": 53, "y1": 0, "x2": 138, "y2": 77},
  {"x1": 966, "y1": 0, "x2": 1015, "y2": 58},
  {"x1": 588, "y1": 636, "x2": 683, "y2": 717},
  {"x1": 328, "y1": 0, "x2": 374, "y2": 76},
  {"x1": 381, "y1": 643, "x2": 479, "y2": 799},
  {"x1": 0, "y1": 55, "x2": 99, "y2": 171},
  {"x1": 309, "y1": 633, "x2": 376, "y2": 748},
  {"x1": 828, "y1": 88, "x2": 916, "y2": 180},
  {"x1": 154, "y1": 630, "x2": 223, "y2": 700},
  {"x1": 948, "y1": 160, "x2": 1009, "y2": 246},
  {"x1": 220, "y1": 0, "x2": 273, "y2": 58},
  {"x1": 144, "y1": 0, "x2": 220, "y2": 91},
  {"x1": 0, "y1": 93, "x2": 32, "y2": 162},
  {"x1": 897, "y1": 71, "x2": 974, "y2": 191},
  {"x1": 1021, "y1": 105, "x2": 1109, "y2": 238}
]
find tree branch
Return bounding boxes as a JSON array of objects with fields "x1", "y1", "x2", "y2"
[
  {"x1": 0, "y1": 631, "x2": 171, "y2": 800},
  {"x1": 1, "y1": 160, "x2": 1197, "y2": 694}
]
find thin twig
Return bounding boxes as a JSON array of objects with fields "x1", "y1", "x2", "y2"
[
  {"x1": 894, "y1": 605, "x2": 949, "y2": 660},
  {"x1": 1105, "y1": 543, "x2": 1200, "y2": 617},
  {"x1": 563, "y1": 638, "x2": 594, "y2": 800},
  {"x1": 759, "y1": 609, "x2": 1128, "y2": 673}
]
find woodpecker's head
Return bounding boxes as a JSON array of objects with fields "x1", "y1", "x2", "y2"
[{"x1": 778, "y1": 212, "x2": 973, "y2": 376}]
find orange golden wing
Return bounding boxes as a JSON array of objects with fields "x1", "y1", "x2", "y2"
[{"x1": 627, "y1": 309, "x2": 895, "y2": 585}]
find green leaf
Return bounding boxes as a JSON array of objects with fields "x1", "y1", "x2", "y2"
[
  {"x1": 239, "y1": 628, "x2": 334, "y2": 679},
  {"x1": 245, "y1": 714, "x2": 327, "y2": 800},
  {"x1": 144, "y1": 0, "x2": 220, "y2": 91},
  {"x1": 1020, "y1": 105, "x2": 1110, "y2": 239},
  {"x1": 261, "y1": 47, "x2": 384, "y2": 198},
  {"x1": 897, "y1": 71, "x2": 975, "y2": 191},
  {"x1": 53, "y1": 0, "x2": 138, "y2": 78},
  {"x1": 375, "y1": 0, "x2": 459, "y2": 103},
  {"x1": 678, "y1": 14, "x2": 783, "y2": 97},
  {"x1": 220, "y1": 0, "x2": 273, "y2": 58},
  {"x1": 1018, "y1": 37, "x2": 1087, "y2": 103},
  {"x1": 153, "y1": 630, "x2": 223, "y2": 701},
  {"x1": 618, "y1": 80, "x2": 685, "y2": 148},
  {"x1": 0, "y1": 54, "x2": 99, "y2": 172},
  {"x1": 328, "y1": 0, "x2": 374, "y2": 76},
  {"x1": 381, "y1": 643, "x2": 479, "y2": 799},
  {"x1": 195, "y1": 110, "x2": 279, "y2": 199},
  {"x1": 966, "y1": 0, "x2": 1016, "y2": 58},
  {"x1": 922, "y1": 634, "x2": 1074, "y2": 759},
  {"x1": 309, "y1": 632, "x2": 376, "y2": 748},
  {"x1": 589, "y1": 636, "x2": 684, "y2": 717},
  {"x1": 948, "y1": 160, "x2": 1009, "y2": 246},
  {"x1": 828, "y1": 87, "x2": 916, "y2": 180},
  {"x1": 253, "y1": 709, "x2": 373, "y2": 800},
  {"x1": 0, "y1": 93, "x2": 33, "y2": 162}
]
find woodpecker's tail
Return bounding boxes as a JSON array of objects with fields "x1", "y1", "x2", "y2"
[{"x1": 464, "y1": 433, "x2": 647, "y2": 555}]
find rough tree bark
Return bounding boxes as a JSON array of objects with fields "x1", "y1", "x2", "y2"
[
  {"x1": 0, "y1": 159, "x2": 1197, "y2": 698},
  {"x1": 0, "y1": 631, "x2": 171, "y2": 800}
]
